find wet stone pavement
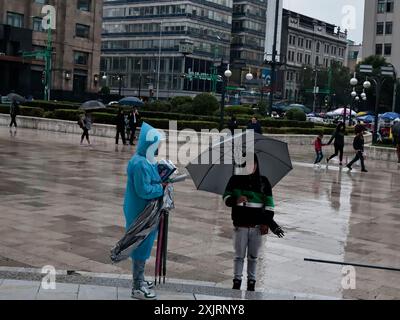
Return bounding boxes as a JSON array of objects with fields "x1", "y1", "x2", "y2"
[{"x1": 1, "y1": 127, "x2": 400, "y2": 300}]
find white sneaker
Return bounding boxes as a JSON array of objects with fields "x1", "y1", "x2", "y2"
[
  {"x1": 131, "y1": 286, "x2": 157, "y2": 300},
  {"x1": 144, "y1": 280, "x2": 155, "y2": 289}
]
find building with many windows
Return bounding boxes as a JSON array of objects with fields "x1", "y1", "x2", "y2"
[
  {"x1": 229, "y1": 0, "x2": 267, "y2": 87},
  {"x1": 362, "y1": 0, "x2": 398, "y2": 71},
  {"x1": 0, "y1": 0, "x2": 102, "y2": 100},
  {"x1": 101, "y1": 0, "x2": 233, "y2": 98},
  {"x1": 280, "y1": 9, "x2": 348, "y2": 103}
]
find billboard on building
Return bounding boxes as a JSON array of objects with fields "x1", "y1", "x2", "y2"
[{"x1": 265, "y1": 0, "x2": 283, "y2": 63}]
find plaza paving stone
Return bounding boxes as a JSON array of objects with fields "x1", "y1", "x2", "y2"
[{"x1": 1, "y1": 126, "x2": 400, "y2": 300}]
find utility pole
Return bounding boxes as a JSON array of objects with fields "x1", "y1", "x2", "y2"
[{"x1": 268, "y1": 0, "x2": 280, "y2": 117}]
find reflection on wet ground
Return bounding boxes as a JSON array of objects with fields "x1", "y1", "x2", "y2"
[{"x1": 1, "y1": 127, "x2": 400, "y2": 299}]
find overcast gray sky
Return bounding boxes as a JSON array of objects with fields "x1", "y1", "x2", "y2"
[{"x1": 283, "y1": 0, "x2": 364, "y2": 43}]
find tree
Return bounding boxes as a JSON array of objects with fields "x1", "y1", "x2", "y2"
[
  {"x1": 299, "y1": 62, "x2": 351, "y2": 110},
  {"x1": 355, "y1": 55, "x2": 394, "y2": 112},
  {"x1": 192, "y1": 93, "x2": 220, "y2": 115}
]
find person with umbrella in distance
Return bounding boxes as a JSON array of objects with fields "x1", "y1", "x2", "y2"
[
  {"x1": 116, "y1": 108, "x2": 127, "y2": 145},
  {"x1": 9, "y1": 99, "x2": 20, "y2": 129},
  {"x1": 128, "y1": 108, "x2": 140, "y2": 145},
  {"x1": 79, "y1": 111, "x2": 92, "y2": 146},
  {"x1": 247, "y1": 117, "x2": 263, "y2": 135},
  {"x1": 326, "y1": 123, "x2": 346, "y2": 166},
  {"x1": 223, "y1": 154, "x2": 285, "y2": 292},
  {"x1": 123, "y1": 122, "x2": 167, "y2": 300}
]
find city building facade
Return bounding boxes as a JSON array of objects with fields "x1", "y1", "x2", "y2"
[
  {"x1": 229, "y1": 0, "x2": 267, "y2": 87},
  {"x1": 101, "y1": 0, "x2": 233, "y2": 98},
  {"x1": 280, "y1": 9, "x2": 348, "y2": 103},
  {"x1": 362, "y1": 0, "x2": 398, "y2": 71},
  {"x1": 0, "y1": 0, "x2": 102, "y2": 100},
  {"x1": 346, "y1": 40, "x2": 363, "y2": 73}
]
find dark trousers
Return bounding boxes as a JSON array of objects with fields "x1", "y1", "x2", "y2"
[
  {"x1": 9, "y1": 115, "x2": 17, "y2": 128},
  {"x1": 116, "y1": 127, "x2": 126, "y2": 145},
  {"x1": 328, "y1": 145, "x2": 344, "y2": 163},
  {"x1": 348, "y1": 151, "x2": 366, "y2": 170},
  {"x1": 81, "y1": 128, "x2": 89, "y2": 142},
  {"x1": 396, "y1": 144, "x2": 400, "y2": 163},
  {"x1": 314, "y1": 150, "x2": 323, "y2": 164},
  {"x1": 129, "y1": 125, "x2": 137, "y2": 145}
]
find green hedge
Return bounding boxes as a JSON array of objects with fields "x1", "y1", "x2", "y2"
[
  {"x1": 142, "y1": 118, "x2": 219, "y2": 131},
  {"x1": 263, "y1": 127, "x2": 344, "y2": 135},
  {"x1": 53, "y1": 109, "x2": 82, "y2": 121},
  {"x1": 24, "y1": 100, "x2": 80, "y2": 111},
  {"x1": 92, "y1": 112, "x2": 117, "y2": 125},
  {"x1": 224, "y1": 106, "x2": 255, "y2": 116},
  {"x1": 0, "y1": 105, "x2": 44, "y2": 117}
]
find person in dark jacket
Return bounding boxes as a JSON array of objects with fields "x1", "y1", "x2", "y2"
[
  {"x1": 128, "y1": 108, "x2": 140, "y2": 145},
  {"x1": 116, "y1": 108, "x2": 127, "y2": 145},
  {"x1": 327, "y1": 123, "x2": 346, "y2": 165},
  {"x1": 223, "y1": 155, "x2": 284, "y2": 292},
  {"x1": 247, "y1": 117, "x2": 263, "y2": 134},
  {"x1": 9, "y1": 100, "x2": 19, "y2": 128},
  {"x1": 347, "y1": 130, "x2": 368, "y2": 172},
  {"x1": 228, "y1": 115, "x2": 239, "y2": 135}
]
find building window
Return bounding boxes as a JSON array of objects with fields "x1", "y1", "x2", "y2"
[
  {"x1": 74, "y1": 51, "x2": 89, "y2": 65},
  {"x1": 385, "y1": 22, "x2": 393, "y2": 35},
  {"x1": 76, "y1": 24, "x2": 90, "y2": 38},
  {"x1": 33, "y1": 17, "x2": 45, "y2": 32},
  {"x1": 376, "y1": 44, "x2": 383, "y2": 55},
  {"x1": 377, "y1": 22, "x2": 384, "y2": 35},
  {"x1": 77, "y1": 0, "x2": 91, "y2": 12},
  {"x1": 7, "y1": 12, "x2": 24, "y2": 28},
  {"x1": 384, "y1": 44, "x2": 392, "y2": 56},
  {"x1": 34, "y1": 0, "x2": 49, "y2": 4},
  {"x1": 316, "y1": 42, "x2": 320, "y2": 53},
  {"x1": 387, "y1": 0, "x2": 394, "y2": 12}
]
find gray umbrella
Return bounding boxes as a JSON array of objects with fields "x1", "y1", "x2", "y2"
[
  {"x1": 80, "y1": 100, "x2": 106, "y2": 111},
  {"x1": 186, "y1": 131, "x2": 293, "y2": 195},
  {"x1": 7, "y1": 93, "x2": 26, "y2": 103}
]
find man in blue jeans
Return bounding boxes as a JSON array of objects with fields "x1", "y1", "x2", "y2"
[{"x1": 123, "y1": 122, "x2": 166, "y2": 300}]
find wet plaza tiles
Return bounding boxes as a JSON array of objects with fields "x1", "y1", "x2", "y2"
[{"x1": 1, "y1": 127, "x2": 400, "y2": 299}]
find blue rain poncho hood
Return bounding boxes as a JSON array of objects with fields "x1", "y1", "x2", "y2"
[{"x1": 136, "y1": 122, "x2": 165, "y2": 163}]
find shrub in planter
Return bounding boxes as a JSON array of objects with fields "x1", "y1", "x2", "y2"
[
  {"x1": 192, "y1": 93, "x2": 219, "y2": 115},
  {"x1": 53, "y1": 109, "x2": 83, "y2": 121},
  {"x1": 20, "y1": 106, "x2": 44, "y2": 118},
  {"x1": 224, "y1": 106, "x2": 255, "y2": 116},
  {"x1": 170, "y1": 96, "x2": 193, "y2": 109},
  {"x1": 145, "y1": 100, "x2": 172, "y2": 112},
  {"x1": 24, "y1": 100, "x2": 80, "y2": 111},
  {"x1": 285, "y1": 108, "x2": 306, "y2": 121},
  {"x1": 171, "y1": 102, "x2": 195, "y2": 114},
  {"x1": 91, "y1": 112, "x2": 117, "y2": 125},
  {"x1": 0, "y1": 105, "x2": 9, "y2": 114}
]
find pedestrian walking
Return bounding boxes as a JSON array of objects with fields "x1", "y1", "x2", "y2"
[
  {"x1": 116, "y1": 108, "x2": 127, "y2": 145},
  {"x1": 128, "y1": 108, "x2": 140, "y2": 145},
  {"x1": 228, "y1": 115, "x2": 239, "y2": 135},
  {"x1": 247, "y1": 117, "x2": 263, "y2": 134},
  {"x1": 79, "y1": 112, "x2": 92, "y2": 145},
  {"x1": 223, "y1": 155, "x2": 284, "y2": 292},
  {"x1": 124, "y1": 123, "x2": 167, "y2": 300},
  {"x1": 392, "y1": 119, "x2": 400, "y2": 163},
  {"x1": 314, "y1": 133, "x2": 326, "y2": 167},
  {"x1": 326, "y1": 123, "x2": 346, "y2": 166},
  {"x1": 9, "y1": 100, "x2": 20, "y2": 128},
  {"x1": 347, "y1": 130, "x2": 368, "y2": 172}
]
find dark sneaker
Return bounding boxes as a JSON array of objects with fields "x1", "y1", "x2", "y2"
[
  {"x1": 232, "y1": 279, "x2": 242, "y2": 290},
  {"x1": 346, "y1": 165, "x2": 353, "y2": 171},
  {"x1": 247, "y1": 280, "x2": 256, "y2": 292},
  {"x1": 131, "y1": 286, "x2": 157, "y2": 300},
  {"x1": 361, "y1": 169, "x2": 368, "y2": 173}
]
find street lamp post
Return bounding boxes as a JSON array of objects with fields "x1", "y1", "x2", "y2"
[
  {"x1": 220, "y1": 65, "x2": 232, "y2": 131},
  {"x1": 313, "y1": 69, "x2": 319, "y2": 113}
]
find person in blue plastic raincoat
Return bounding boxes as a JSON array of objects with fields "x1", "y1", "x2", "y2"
[{"x1": 123, "y1": 122, "x2": 166, "y2": 300}]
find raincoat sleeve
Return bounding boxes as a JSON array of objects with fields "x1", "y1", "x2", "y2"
[
  {"x1": 133, "y1": 161, "x2": 164, "y2": 200},
  {"x1": 223, "y1": 177, "x2": 237, "y2": 207}
]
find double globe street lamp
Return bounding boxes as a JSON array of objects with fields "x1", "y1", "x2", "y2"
[{"x1": 347, "y1": 76, "x2": 369, "y2": 126}]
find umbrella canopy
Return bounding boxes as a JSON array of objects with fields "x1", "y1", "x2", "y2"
[
  {"x1": 186, "y1": 132, "x2": 293, "y2": 195},
  {"x1": 357, "y1": 115, "x2": 375, "y2": 123},
  {"x1": 380, "y1": 112, "x2": 400, "y2": 121},
  {"x1": 119, "y1": 97, "x2": 144, "y2": 107},
  {"x1": 332, "y1": 108, "x2": 357, "y2": 116},
  {"x1": 80, "y1": 100, "x2": 106, "y2": 111},
  {"x1": 7, "y1": 93, "x2": 26, "y2": 103}
]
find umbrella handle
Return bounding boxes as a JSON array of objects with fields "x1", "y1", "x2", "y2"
[{"x1": 162, "y1": 213, "x2": 169, "y2": 284}]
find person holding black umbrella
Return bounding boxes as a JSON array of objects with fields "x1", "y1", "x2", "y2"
[
  {"x1": 9, "y1": 100, "x2": 20, "y2": 128},
  {"x1": 80, "y1": 111, "x2": 92, "y2": 146},
  {"x1": 223, "y1": 154, "x2": 284, "y2": 292}
]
